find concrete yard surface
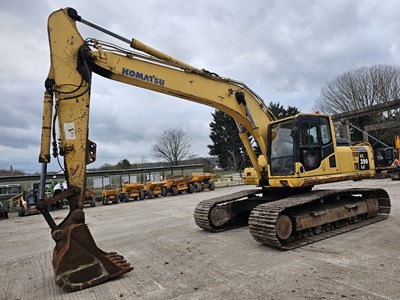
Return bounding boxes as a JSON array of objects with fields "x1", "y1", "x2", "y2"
[{"x1": 0, "y1": 179, "x2": 399, "y2": 300}]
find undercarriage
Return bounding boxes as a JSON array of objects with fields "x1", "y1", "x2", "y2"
[{"x1": 194, "y1": 188, "x2": 391, "y2": 249}]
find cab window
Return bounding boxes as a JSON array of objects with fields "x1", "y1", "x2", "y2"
[{"x1": 320, "y1": 117, "x2": 332, "y2": 145}]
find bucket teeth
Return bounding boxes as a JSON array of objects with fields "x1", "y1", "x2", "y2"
[{"x1": 52, "y1": 211, "x2": 133, "y2": 292}]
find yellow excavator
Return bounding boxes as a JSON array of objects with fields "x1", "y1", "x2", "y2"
[{"x1": 37, "y1": 8, "x2": 391, "y2": 291}]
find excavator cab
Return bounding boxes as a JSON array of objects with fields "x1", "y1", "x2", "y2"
[
  {"x1": 268, "y1": 114, "x2": 334, "y2": 176},
  {"x1": 375, "y1": 147, "x2": 397, "y2": 169}
]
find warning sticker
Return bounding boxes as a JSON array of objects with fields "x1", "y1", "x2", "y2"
[{"x1": 64, "y1": 123, "x2": 76, "y2": 140}]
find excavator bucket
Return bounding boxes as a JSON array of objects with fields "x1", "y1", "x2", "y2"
[{"x1": 51, "y1": 209, "x2": 133, "y2": 291}]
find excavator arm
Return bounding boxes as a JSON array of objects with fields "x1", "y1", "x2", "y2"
[{"x1": 38, "y1": 7, "x2": 274, "y2": 291}]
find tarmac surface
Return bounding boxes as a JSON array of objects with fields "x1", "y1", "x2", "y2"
[{"x1": 0, "y1": 178, "x2": 399, "y2": 300}]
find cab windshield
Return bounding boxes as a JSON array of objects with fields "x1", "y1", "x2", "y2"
[{"x1": 270, "y1": 120, "x2": 294, "y2": 176}]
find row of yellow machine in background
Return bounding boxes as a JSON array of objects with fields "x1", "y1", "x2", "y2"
[
  {"x1": 97, "y1": 172, "x2": 216, "y2": 205},
  {"x1": 17, "y1": 173, "x2": 216, "y2": 216}
]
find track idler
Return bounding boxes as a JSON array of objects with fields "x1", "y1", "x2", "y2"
[{"x1": 51, "y1": 209, "x2": 133, "y2": 291}]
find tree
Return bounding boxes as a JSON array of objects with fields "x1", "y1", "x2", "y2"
[
  {"x1": 208, "y1": 103, "x2": 300, "y2": 170},
  {"x1": 268, "y1": 102, "x2": 300, "y2": 119},
  {"x1": 152, "y1": 129, "x2": 193, "y2": 165},
  {"x1": 208, "y1": 110, "x2": 248, "y2": 171},
  {"x1": 314, "y1": 64, "x2": 400, "y2": 145},
  {"x1": 116, "y1": 159, "x2": 131, "y2": 169}
]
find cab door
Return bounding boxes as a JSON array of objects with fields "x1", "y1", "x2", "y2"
[{"x1": 297, "y1": 116, "x2": 334, "y2": 172}]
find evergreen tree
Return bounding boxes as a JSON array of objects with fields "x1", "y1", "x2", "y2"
[
  {"x1": 208, "y1": 110, "x2": 249, "y2": 170},
  {"x1": 208, "y1": 102, "x2": 300, "y2": 170},
  {"x1": 268, "y1": 102, "x2": 300, "y2": 119},
  {"x1": 116, "y1": 159, "x2": 131, "y2": 169}
]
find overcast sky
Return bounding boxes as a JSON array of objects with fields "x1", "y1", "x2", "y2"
[{"x1": 1, "y1": 0, "x2": 400, "y2": 173}]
